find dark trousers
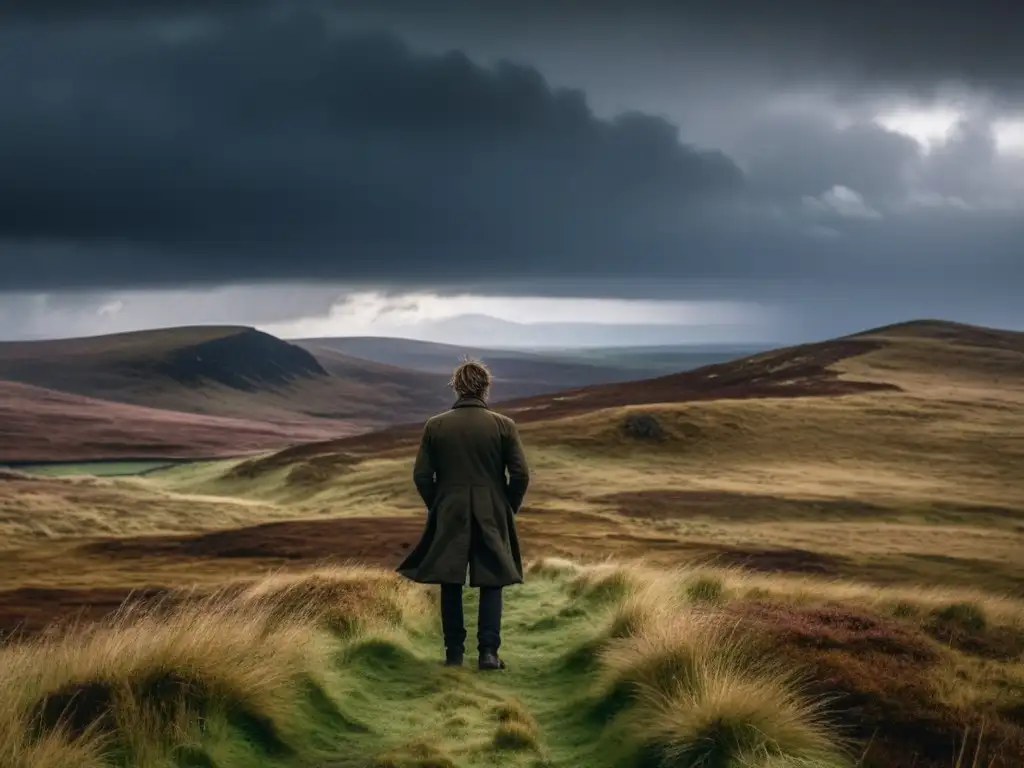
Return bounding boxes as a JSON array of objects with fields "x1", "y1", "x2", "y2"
[{"x1": 440, "y1": 583, "x2": 502, "y2": 655}]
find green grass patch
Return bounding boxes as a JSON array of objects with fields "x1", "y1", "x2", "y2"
[
  {"x1": 684, "y1": 574, "x2": 725, "y2": 604},
  {"x1": 929, "y1": 601, "x2": 987, "y2": 632}
]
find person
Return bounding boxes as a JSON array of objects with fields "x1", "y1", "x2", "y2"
[{"x1": 396, "y1": 358, "x2": 530, "y2": 671}]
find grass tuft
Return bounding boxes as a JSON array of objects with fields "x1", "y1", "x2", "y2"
[
  {"x1": 239, "y1": 566, "x2": 431, "y2": 637},
  {"x1": 684, "y1": 574, "x2": 726, "y2": 604},
  {"x1": 2, "y1": 558, "x2": 1014, "y2": 767},
  {"x1": 596, "y1": 607, "x2": 849, "y2": 768},
  {"x1": 567, "y1": 563, "x2": 638, "y2": 604},
  {"x1": 0, "y1": 568, "x2": 414, "y2": 766},
  {"x1": 493, "y1": 720, "x2": 540, "y2": 752},
  {"x1": 887, "y1": 599, "x2": 921, "y2": 619},
  {"x1": 525, "y1": 557, "x2": 581, "y2": 579},
  {"x1": 930, "y1": 601, "x2": 988, "y2": 633},
  {"x1": 371, "y1": 739, "x2": 458, "y2": 768}
]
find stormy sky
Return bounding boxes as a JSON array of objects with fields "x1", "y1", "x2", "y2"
[{"x1": 1, "y1": 1, "x2": 1022, "y2": 343}]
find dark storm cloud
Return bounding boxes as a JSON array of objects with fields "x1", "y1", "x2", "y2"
[
  {"x1": 741, "y1": 118, "x2": 921, "y2": 202},
  {"x1": 0, "y1": 12, "x2": 756, "y2": 291},
  {"x1": 0, "y1": 3, "x2": 1022, "y2": 299},
  {"x1": 11, "y1": 0, "x2": 1024, "y2": 92}
]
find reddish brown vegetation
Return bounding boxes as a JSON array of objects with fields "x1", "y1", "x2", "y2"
[
  {"x1": 0, "y1": 586, "x2": 175, "y2": 642},
  {"x1": 923, "y1": 604, "x2": 1024, "y2": 661},
  {"x1": 80, "y1": 516, "x2": 425, "y2": 562},
  {"x1": 499, "y1": 338, "x2": 900, "y2": 422},
  {"x1": 736, "y1": 602, "x2": 1024, "y2": 768},
  {"x1": 702, "y1": 544, "x2": 850, "y2": 574},
  {"x1": 0, "y1": 380, "x2": 361, "y2": 462},
  {"x1": 0, "y1": 517, "x2": 430, "y2": 639},
  {"x1": 601, "y1": 489, "x2": 884, "y2": 521}
]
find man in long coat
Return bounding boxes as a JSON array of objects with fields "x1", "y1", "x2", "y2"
[{"x1": 396, "y1": 358, "x2": 530, "y2": 670}]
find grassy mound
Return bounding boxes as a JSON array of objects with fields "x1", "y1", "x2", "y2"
[{"x1": 2, "y1": 560, "x2": 1022, "y2": 767}]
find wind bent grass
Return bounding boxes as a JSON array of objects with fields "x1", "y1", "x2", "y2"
[{"x1": 2, "y1": 558, "x2": 1022, "y2": 767}]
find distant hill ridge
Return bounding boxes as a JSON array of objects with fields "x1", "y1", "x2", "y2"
[
  {"x1": 2, "y1": 317, "x2": 1020, "y2": 462},
  {"x1": 0, "y1": 326, "x2": 327, "y2": 394},
  {"x1": 151, "y1": 328, "x2": 327, "y2": 391},
  {"x1": 853, "y1": 318, "x2": 1024, "y2": 350}
]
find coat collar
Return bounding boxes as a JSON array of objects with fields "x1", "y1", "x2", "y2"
[{"x1": 452, "y1": 396, "x2": 488, "y2": 409}]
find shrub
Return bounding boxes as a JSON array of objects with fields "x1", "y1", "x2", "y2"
[{"x1": 621, "y1": 412, "x2": 667, "y2": 441}]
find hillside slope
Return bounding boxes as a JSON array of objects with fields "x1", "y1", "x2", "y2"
[
  {"x1": 0, "y1": 326, "x2": 465, "y2": 460},
  {"x1": 0, "y1": 326, "x2": 326, "y2": 407},
  {"x1": 253, "y1": 327, "x2": 908, "y2": 460},
  {"x1": 0, "y1": 380, "x2": 360, "y2": 462},
  {"x1": 0, "y1": 326, "x2": 457, "y2": 426},
  {"x1": 188, "y1": 320, "x2": 1024, "y2": 561}
]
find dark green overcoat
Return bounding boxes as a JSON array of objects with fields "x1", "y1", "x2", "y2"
[{"x1": 396, "y1": 396, "x2": 531, "y2": 588}]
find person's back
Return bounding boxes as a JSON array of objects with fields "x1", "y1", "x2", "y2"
[{"x1": 396, "y1": 359, "x2": 530, "y2": 670}]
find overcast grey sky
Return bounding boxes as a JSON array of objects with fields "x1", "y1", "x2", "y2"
[{"x1": 1, "y1": 1, "x2": 1022, "y2": 343}]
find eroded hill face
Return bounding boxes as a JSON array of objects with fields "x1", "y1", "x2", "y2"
[
  {"x1": 0, "y1": 327, "x2": 327, "y2": 396},
  {"x1": 149, "y1": 328, "x2": 327, "y2": 391}
]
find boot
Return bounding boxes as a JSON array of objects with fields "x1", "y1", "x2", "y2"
[
  {"x1": 478, "y1": 649, "x2": 506, "y2": 671},
  {"x1": 444, "y1": 649, "x2": 464, "y2": 667}
]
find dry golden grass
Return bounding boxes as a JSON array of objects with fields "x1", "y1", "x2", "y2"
[
  {"x1": 543, "y1": 558, "x2": 1024, "y2": 767},
  {"x1": 566, "y1": 567, "x2": 848, "y2": 767},
  {"x1": 0, "y1": 599, "x2": 319, "y2": 762},
  {"x1": 237, "y1": 565, "x2": 433, "y2": 636},
  {"x1": 0, "y1": 555, "x2": 1021, "y2": 767},
  {"x1": 0, "y1": 560, "x2": 862, "y2": 768},
  {"x1": 0, "y1": 566, "x2": 435, "y2": 768}
]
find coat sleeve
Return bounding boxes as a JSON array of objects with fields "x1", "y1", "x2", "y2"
[
  {"x1": 412, "y1": 421, "x2": 437, "y2": 510},
  {"x1": 502, "y1": 420, "x2": 531, "y2": 513}
]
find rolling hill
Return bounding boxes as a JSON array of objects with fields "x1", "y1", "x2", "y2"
[
  {"x1": 2, "y1": 318, "x2": 1024, "y2": 768},
  {"x1": 0, "y1": 326, "x2": 453, "y2": 460},
  {"x1": 0, "y1": 380, "x2": 362, "y2": 463},
  {"x1": 187, "y1": 319, "x2": 1024, "y2": 542},
  {"x1": 0, "y1": 326, "x2": 353, "y2": 417},
  {"x1": 0, "y1": 325, "x2": 759, "y2": 461}
]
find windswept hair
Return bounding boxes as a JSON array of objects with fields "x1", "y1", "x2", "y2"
[{"x1": 449, "y1": 357, "x2": 492, "y2": 400}]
